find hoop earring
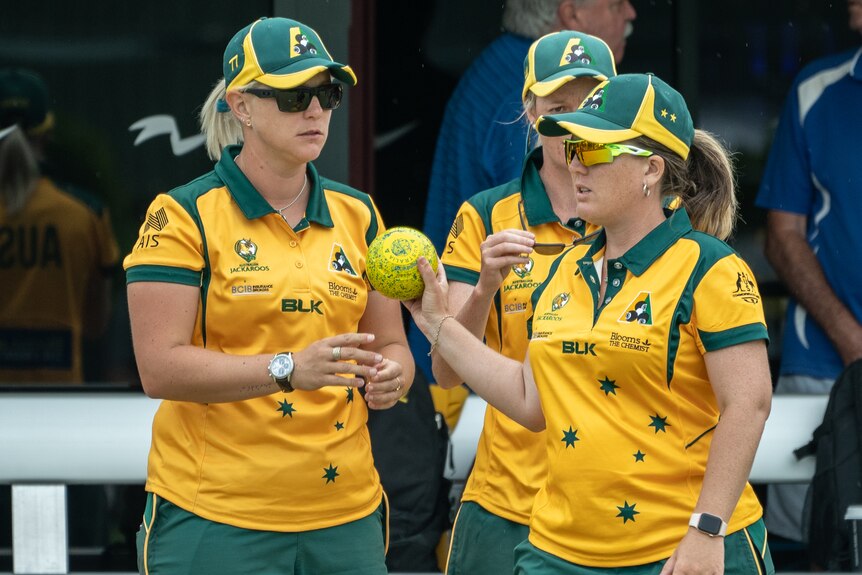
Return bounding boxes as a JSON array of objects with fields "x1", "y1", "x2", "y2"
[{"x1": 643, "y1": 182, "x2": 650, "y2": 197}]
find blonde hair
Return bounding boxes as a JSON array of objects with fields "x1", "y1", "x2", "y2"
[
  {"x1": 199, "y1": 78, "x2": 244, "y2": 161},
  {"x1": 0, "y1": 127, "x2": 39, "y2": 215},
  {"x1": 635, "y1": 130, "x2": 738, "y2": 241}
]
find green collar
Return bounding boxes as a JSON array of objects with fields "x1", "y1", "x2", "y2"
[
  {"x1": 583, "y1": 208, "x2": 693, "y2": 276},
  {"x1": 215, "y1": 145, "x2": 333, "y2": 227}
]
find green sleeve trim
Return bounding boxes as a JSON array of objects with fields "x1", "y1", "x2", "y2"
[
  {"x1": 126, "y1": 265, "x2": 201, "y2": 286},
  {"x1": 685, "y1": 424, "x2": 717, "y2": 449},
  {"x1": 698, "y1": 323, "x2": 769, "y2": 352},
  {"x1": 445, "y1": 264, "x2": 479, "y2": 286}
]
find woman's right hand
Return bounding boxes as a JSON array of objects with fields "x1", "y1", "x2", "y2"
[
  {"x1": 476, "y1": 229, "x2": 534, "y2": 296},
  {"x1": 291, "y1": 333, "x2": 381, "y2": 392}
]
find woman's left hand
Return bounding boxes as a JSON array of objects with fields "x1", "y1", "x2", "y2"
[
  {"x1": 659, "y1": 530, "x2": 724, "y2": 575},
  {"x1": 363, "y1": 357, "x2": 408, "y2": 410}
]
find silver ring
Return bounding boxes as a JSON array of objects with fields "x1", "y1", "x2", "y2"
[
  {"x1": 395, "y1": 377, "x2": 402, "y2": 392},
  {"x1": 332, "y1": 346, "x2": 342, "y2": 361}
]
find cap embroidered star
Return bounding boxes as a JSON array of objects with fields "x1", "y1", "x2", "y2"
[{"x1": 535, "y1": 73, "x2": 694, "y2": 160}]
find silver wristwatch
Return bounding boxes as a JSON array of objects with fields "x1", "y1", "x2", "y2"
[{"x1": 267, "y1": 352, "x2": 295, "y2": 392}]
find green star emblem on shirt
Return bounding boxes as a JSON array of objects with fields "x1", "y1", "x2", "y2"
[
  {"x1": 346, "y1": 387, "x2": 355, "y2": 403},
  {"x1": 561, "y1": 426, "x2": 579, "y2": 448},
  {"x1": 649, "y1": 413, "x2": 670, "y2": 433},
  {"x1": 276, "y1": 399, "x2": 297, "y2": 418},
  {"x1": 598, "y1": 376, "x2": 619, "y2": 396},
  {"x1": 616, "y1": 501, "x2": 640, "y2": 523},
  {"x1": 633, "y1": 450, "x2": 646, "y2": 462},
  {"x1": 323, "y1": 463, "x2": 339, "y2": 484},
  {"x1": 334, "y1": 421, "x2": 345, "y2": 431}
]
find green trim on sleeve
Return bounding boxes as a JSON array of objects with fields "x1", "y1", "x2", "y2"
[
  {"x1": 445, "y1": 264, "x2": 480, "y2": 286},
  {"x1": 126, "y1": 265, "x2": 201, "y2": 286},
  {"x1": 698, "y1": 323, "x2": 769, "y2": 352}
]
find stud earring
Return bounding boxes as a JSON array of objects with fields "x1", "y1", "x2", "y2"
[{"x1": 245, "y1": 119, "x2": 252, "y2": 127}]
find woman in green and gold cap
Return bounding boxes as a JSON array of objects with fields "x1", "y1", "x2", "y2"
[
  {"x1": 126, "y1": 17, "x2": 413, "y2": 574},
  {"x1": 408, "y1": 73, "x2": 774, "y2": 575}
]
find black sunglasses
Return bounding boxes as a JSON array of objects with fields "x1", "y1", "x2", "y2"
[
  {"x1": 242, "y1": 83, "x2": 344, "y2": 113},
  {"x1": 518, "y1": 200, "x2": 601, "y2": 255}
]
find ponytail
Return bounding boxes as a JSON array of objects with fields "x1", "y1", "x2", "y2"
[
  {"x1": 636, "y1": 130, "x2": 738, "y2": 241},
  {"x1": 0, "y1": 127, "x2": 39, "y2": 215},
  {"x1": 199, "y1": 78, "x2": 243, "y2": 161}
]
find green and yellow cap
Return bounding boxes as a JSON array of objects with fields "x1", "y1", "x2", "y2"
[
  {"x1": 0, "y1": 68, "x2": 54, "y2": 135},
  {"x1": 536, "y1": 73, "x2": 693, "y2": 159},
  {"x1": 223, "y1": 17, "x2": 357, "y2": 94},
  {"x1": 522, "y1": 30, "x2": 616, "y2": 102}
]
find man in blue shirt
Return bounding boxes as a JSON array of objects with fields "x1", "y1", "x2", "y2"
[
  {"x1": 411, "y1": 0, "x2": 636, "y2": 377},
  {"x1": 755, "y1": 0, "x2": 862, "y2": 545}
]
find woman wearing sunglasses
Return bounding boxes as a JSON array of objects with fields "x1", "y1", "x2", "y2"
[
  {"x1": 431, "y1": 31, "x2": 616, "y2": 575},
  {"x1": 409, "y1": 73, "x2": 773, "y2": 574},
  {"x1": 124, "y1": 17, "x2": 412, "y2": 574}
]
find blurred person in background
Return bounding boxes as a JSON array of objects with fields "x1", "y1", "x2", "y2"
[
  {"x1": 755, "y1": 0, "x2": 862, "y2": 559},
  {"x1": 0, "y1": 68, "x2": 119, "y2": 384}
]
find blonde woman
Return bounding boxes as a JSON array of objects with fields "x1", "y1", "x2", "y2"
[{"x1": 126, "y1": 17, "x2": 412, "y2": 574}]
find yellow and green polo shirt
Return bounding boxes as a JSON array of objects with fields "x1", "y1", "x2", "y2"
[
  {"x1": 442, "y1": 148, "x2": 596, "y2": 525},
  {"x1": 124, "y1": 145, "x2": 385, "y2": 532},
  {"x1": 0, "y1": 176, "x2": 119, "y2": 383},
  {"x1": 525, "y1": 208, "x2": 768, "y2": 566}
]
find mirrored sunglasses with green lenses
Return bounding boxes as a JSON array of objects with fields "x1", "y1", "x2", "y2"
[
  {"x1": 564, "y1": 139, "x2": 653, "y2": 166},
  {"x1": 242, "y1": 83, "x2": 344, "y2": 113}
]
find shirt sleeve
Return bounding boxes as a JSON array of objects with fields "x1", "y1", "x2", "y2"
[
  {"x1": 755, "y1": 75, "x2": 816, "y2": 216},
  {"x1": 440, "y1": 201, "x2": 487, "y2": 286},
  {"x1": 123, "y1": 193, "x2": 205, "y2": 286},
  {"x1": 693, "y1": 254, "x2": 769, "y2": 353}
]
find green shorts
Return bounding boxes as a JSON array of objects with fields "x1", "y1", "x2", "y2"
[
  {"x1": 136, "y1": 492, "x2": 388, "y2": 575},
  {"x1": 445, "y1": 500, "x2": 530, "y2": 575},
  {"x1": 513, "y1": 518, "x2": 774, "y2": 575}
]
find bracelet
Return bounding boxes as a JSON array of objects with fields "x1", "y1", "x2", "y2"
[{"x1": 428, "y1": 315, "x2": 455, "y2": 356}]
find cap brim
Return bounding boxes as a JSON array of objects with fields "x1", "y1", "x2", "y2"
[
  {"x1": 259, "y1": 59, "x2": 357, "y2": 88},
  {"x1": 529, "y1": 69, "x2": 609, "y2": 98},
  {"x1": 536, "y1": 110, "x2": 640, "y2": 143}
]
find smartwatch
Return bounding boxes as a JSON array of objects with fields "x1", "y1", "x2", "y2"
[
  {"x1": 267, "y1": 352, "x2": 295, "y2": 392},
  {"x1": 689, "y1": 512, "x2": 728, "y2": 537}
]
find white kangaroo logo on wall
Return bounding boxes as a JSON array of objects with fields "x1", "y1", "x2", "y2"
[{"x1": 129, "y1": 115, "x2": 205, "y2": 156}]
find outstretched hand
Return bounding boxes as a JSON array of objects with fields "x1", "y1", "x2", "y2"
[{"x1": 402, "y1": 256, "x2": 450, "y2": 339}]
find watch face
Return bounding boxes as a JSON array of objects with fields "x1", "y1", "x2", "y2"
[
  {"x1": 270, "y1": 354, "x2": 293, "y2": 379},
  {"x1": 698, "y1": 513, "x2": 723, "y2": 535}
]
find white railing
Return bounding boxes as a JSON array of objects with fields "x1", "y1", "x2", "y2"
[{"x1": 0, "y1": 391, "x2": 829, "y2": 574}]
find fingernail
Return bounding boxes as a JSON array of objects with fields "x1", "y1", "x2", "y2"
[{"x1": 374, "y1": 354, "x2": 383, "y2": 362}]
